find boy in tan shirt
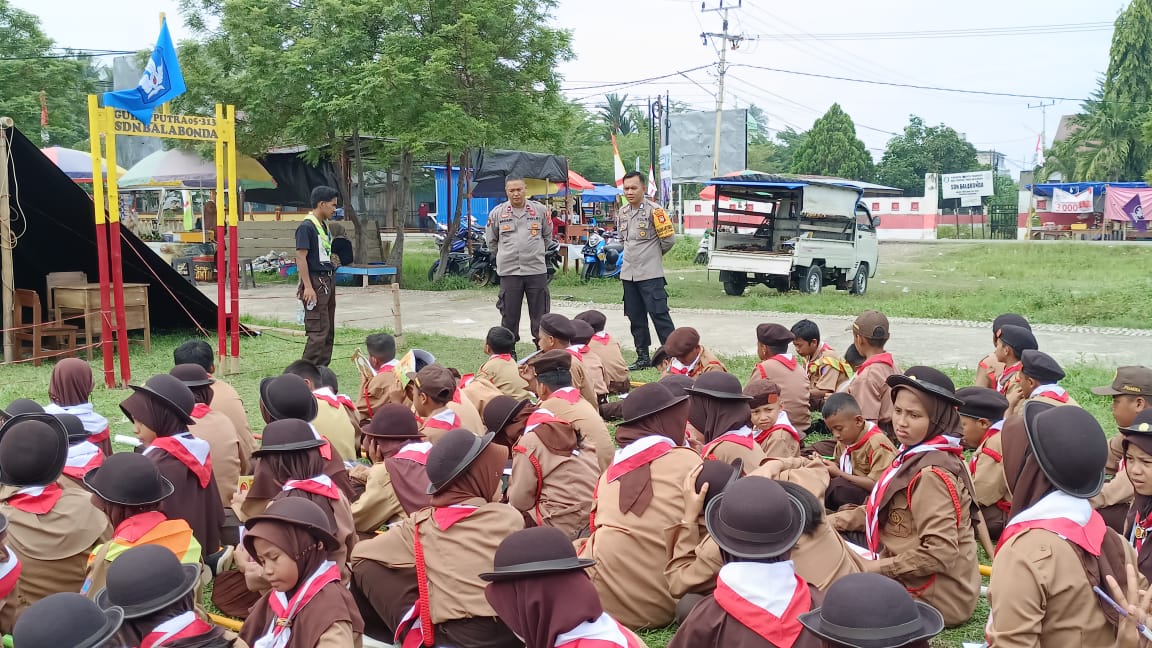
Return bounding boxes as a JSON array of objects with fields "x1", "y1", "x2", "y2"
[
  {"x1": 844, "y1": 310, "x2": 900, "y2": 435},
  {"x1": 575, "y1": 310, "x2": 631, "y2": 395},
  {"x1": 821, "y1": 392, "x2": 896, "y2": 511},
  {"x1": 476, "y1": 327, "x2": 531, "y2": 401},
  {"x1": 356, "y1": 333, "x2": 406, "y2": 425},
  {"x1": 790, "y1": 319, "x2": 850, "y2": 411},
  {"x1": 955, "y1": 386, "x2": 1010, "y2": 540}
]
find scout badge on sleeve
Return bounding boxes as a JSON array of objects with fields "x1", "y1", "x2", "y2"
[{"x1": 652, "y1": 206, "x2": 675, "y2": 239}]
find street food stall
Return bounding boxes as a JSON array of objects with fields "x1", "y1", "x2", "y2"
[{"x1": 1026, "y1": 181, "x2": 1150, "y2": 240}]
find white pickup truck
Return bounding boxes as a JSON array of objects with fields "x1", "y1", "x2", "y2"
[{"x1": 705, "y1": 175, "x2": 880, "y2": 296}]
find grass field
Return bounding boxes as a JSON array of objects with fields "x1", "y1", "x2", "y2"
[
  {"x1": 1, "y1": 323, "x2": 1123, "y2": 647},
  {"x1": 401, "y1": 237, "x2": 1152, "y2": 329}
]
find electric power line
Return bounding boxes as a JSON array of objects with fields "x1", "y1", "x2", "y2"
[{"x1": 747, "y1": 22, "x2": 1114, "y2": 41}]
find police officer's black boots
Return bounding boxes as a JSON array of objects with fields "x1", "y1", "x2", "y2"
[{"x1": 629, "y1": 347, "x2": 651, "y2": 371}]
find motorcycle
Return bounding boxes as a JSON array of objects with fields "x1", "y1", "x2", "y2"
[
  {"x1": 695, "y1": 230, "x2": 712, "y2": 265},
  {"x1": 469, "y1": 240, "x2": 562, "y2": 286},
  {"x1": 428, "y1": 224, "x2": 485, "y2": 281},
  {"x1": 581, "y1": 230, "x2": 623, "y2": 280}
]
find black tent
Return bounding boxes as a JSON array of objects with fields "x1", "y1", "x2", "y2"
[
  {"x1": 2, "y1": 125, "x2": 219, "y2": 331},
  {"x1": 470, "y1": 149, "x2": 569, "y2": 198}
]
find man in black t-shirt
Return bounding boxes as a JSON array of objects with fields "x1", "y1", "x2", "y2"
[{"x1": 295, "y1": 186, "x2": 340, "y2": 365}]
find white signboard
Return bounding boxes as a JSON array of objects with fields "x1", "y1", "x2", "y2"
[
  {"x1": 941, "y1": 171, "x2": 994, "y2": 199},
  {"x1": 960, "y1": 195, "x2": 983, "y2": 207},
  {"x1": 1052, "y1": 187, "x2": 1094, "y2": 213}
]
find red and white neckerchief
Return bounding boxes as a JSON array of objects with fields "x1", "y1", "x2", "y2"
[
  {"x1": 554, "y1": 612, "x2": 644, "y2": 648},
  {"x1": 139, "y1": 610, "x2": 214, "y2": 648},
  {"x1": 374, "y1": 359, "x2": 400, "y2": 376},
  {"x1": 770, "y1": 353, "x2": 798, "y2": 371},
  {"x1": 394, "y1": 441, "x2": 434, "y2": 464},
  {"x1": 565, "y1": 345, "x2": 586, "y2": 362},
  {"x1": 146, "y1": 433, "x2": 213, "y2": 488},
  {"x1": 282, "y1": 474, "x2": 341, "y2": 500},
  {"x1": 421, "y1": 408, "x2": 461, "y2": 433},
  {"x1": 62, "y1": 441, "x2": 105, "y2": 480},
  {"x1": 254, "y1": 560, "x2": 342, "y2": 648},
  {"x1": 43, "y1": 402, "x2": 110, "y2": 444},
  {"x1": 313, "y1": 387, "x2": 356, "y2": 412},
  {"x1": 1030, "y1": 384, "x2": 1069, "y2": 403},
  {"x1": 550, "y1": 387, "x2": 583, "y2": 405},
  {"x1": 191, "y1": 403, "x2": 212, "y2": 419},
  {"x1": 865, "y1": 435, "x2": 963, "y2": 556},
  {"x1": 398, "y1": 505, "x2": 482, "y2": 648},
  {"x1": 592, "y1": 331, "x2": 612, "y2": 345},
  {"x1": 714, "y1": 561, "x2": 811, "y2": 647},
  {"x1": 114, "y1": 511, "x2": 168, "y2": 543},
  {"x1": 997, "y1": 362, "x2": 1023, "y2": 394},
  {"x1": 306, "y1": 423, "x2": 333, "y2": 461},
  {"x1": 997, "y1": 490, "x2": 1106, "y2": 555},
  {"x1": 967, "y1": 421, "x2": 1005, "y2": 476},
  {"x1": 7, "y1": 483, "x2": 64, "y2": 514},
  {"x1": 755, "y1": 411, "x2": 801, "y2": 446},
  {"x1": 839, "y1": 422, "x2": 882, "y2": 475},
  {"x1": 702, "y1": 426, "x2": 757, "y2": 459},
  {"x1": 606, "y1": 436, "x2": 675, "y2": 482},
  {"x1": 489, "y1": 354, "x2": 513, "y2": 362},
  {"x1": 526, "y1": 407, "x2": 574, "y2": 441},
  {"x1": 668, "y1": 354, "x2": 700, "y2": 376},
  {"x1": 857, "y1": 352, "x2": 895, "y2": 373},
  {"x1": 0, "y1": 547, "x2": 21, "y2": 601}
]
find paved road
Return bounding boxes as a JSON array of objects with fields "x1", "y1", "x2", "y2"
[{"x1": 205, "y1": 283, "x2": 1152, "y2": 368}]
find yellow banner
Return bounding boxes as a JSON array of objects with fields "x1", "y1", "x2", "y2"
[{"x1": 111, "y1": 110, "x2": 220, "y2": 141}]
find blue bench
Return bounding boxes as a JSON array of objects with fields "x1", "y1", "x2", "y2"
[{"x1": 335, "y1": 264, "x2": 398, "y2": 287}]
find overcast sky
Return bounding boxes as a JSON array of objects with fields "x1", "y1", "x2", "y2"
[{"x1": 15, "y1": 0, "x2": 1129, "y2": 176}]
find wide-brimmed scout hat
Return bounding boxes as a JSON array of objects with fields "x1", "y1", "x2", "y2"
[
  {"x1": 1022, "y1": 401, "x2": 1107, "y2": 498},
  {"x1": 95, "y1": 545, "x2": 200, "y2": 618},
  {"x1": 685, "y1": 372, "x2": 752, "y2": 401},
  {"x1": 479, "y1": 526, "x2": 596, "y2": 581},
  {"x1": 425, "y1": 428, "x2": 497, "y2": 494},
  {"x1": 0, "y1": 398, "x2": 44, "y2": 422},
  {"x1": 483, "y1": 396, "x2": 530, "y2": 435},
  {"x1": 168, "y1": 363, "x2": 215, "y2": 387},
  {"x1": 84, "y1": 452, "x2": 174, "y2": 506},
  {"x1": 54, "y1": 412, "x2": 92, "y2": 445},
  {"x1": 14, "y1": 593, "x2": 124, "y2": 648},
  {"x1": 0, "y1": 413, "x2": 70, "y2": 487},
  {"x1": 620, "y1": 383, "x2": 688, "y2": 425},
  {"x1": 252, "y1": 418, "x2": 326, "y2": 456},
  {"x1": 705, "y1": 476, "x2": 806, "y2": 559},
  {"x1": 887, "y1": 366, "x2": 963, "y2": 407},
  {"x1": 259, "y1": 374, "x2": 318, "y2": 422},
  {"x1": 243, "y1": 496, "x2": 340, "y2": 552},
  {"x1": 798, "y1": 573, "x2": 944, "y2": 648},
  {"x1": 363, "y1": 404, "x2": 423, "y2": 439},
  {"x1": 123, "y1": 374, "x2": 196, "y2": 426}
]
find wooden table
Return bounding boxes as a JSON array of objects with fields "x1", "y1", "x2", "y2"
[{"x1": 53, "y1": 283, "x2": 151, "y2": 360}]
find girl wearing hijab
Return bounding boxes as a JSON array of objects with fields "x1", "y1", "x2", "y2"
[
  {"x1": 685, "y1": 373, "x2": 767, "y2": 473},
  {"x1": 486, "y1": 396, "x2": 599, "y2": 539},
  {"x1": 240, "y1": 498, "x2": 364, "y2": 648},
  {"x1": 1122, "y1": 410, "x2": 1152, "y2": 582},
  {"x1": 827, "y1": 367, "x2": 980, "y2": 627},
  {"x1": 988, "y1": 403, "x2": 1142, "y2": 645},
  {"x1": 44, "y1": 357, "x2": 112, "y2": 455},
  {"x1": 349, "y1": 404, "x2": 432, "y2": 538},
  {"x1": 97, "y1": 545, "x2": 242, "y2": 647},
  {"x1": 576, "y1": 382, "x2": 703, "y2": 630},
  {"x1": 350, "y1": 427, "x2": 523, "y2": 648},
  {"x1": 482, "y1": 526, "x2": 648, "y2": 648}
]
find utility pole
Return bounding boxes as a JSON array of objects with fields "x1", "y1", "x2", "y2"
[
  {"x1": 1028, "y1": 100, "x2": 1056, "y2": 167},
  {"x1": 702, "y1": 0, "x2": 743, "y2": 178},
  {"x1": 0, "y1": 117, "x2": 13, "y2": 364}
]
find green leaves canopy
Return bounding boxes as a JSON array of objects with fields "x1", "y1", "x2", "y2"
[{"x1": 788, "y1": 103, "x2": 873, "y2": 181}]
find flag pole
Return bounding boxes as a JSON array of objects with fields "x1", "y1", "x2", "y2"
[
  {"x1": 214, "y1": 104, "x2": 226, "y2": 362},
  {"x1": 226, "y1": 105, "x2": 240, "y2": 367},
  {"x1": 103, "y1": 111, "x2": 131, "y2": 385}
]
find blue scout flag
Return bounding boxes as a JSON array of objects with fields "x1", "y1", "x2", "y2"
[{"x1": 102, "y1": 18, "x2": 186, "y2": 126}]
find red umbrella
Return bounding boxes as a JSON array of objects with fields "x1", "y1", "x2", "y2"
[
  {"x1": 698, "y1": 169, "x2": 770, "y2": 201},
  {"x1": 560, "y1": 169, "x2": 595, "y2": 191}
]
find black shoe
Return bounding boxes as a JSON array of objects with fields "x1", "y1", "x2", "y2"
[{"x1": 628, "y1": 348, "x2": 651, "y2": 371}]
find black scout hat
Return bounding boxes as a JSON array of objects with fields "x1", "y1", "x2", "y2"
[
  {"x1": 0, "y1": 414, "x2": 69, "y2": 487},
  {"x1": 664, "y1": 327, "x2": 701, "y2": 357},
  {"x1": 695, "y1": 459, "x2": 743, "y2": 510},
  {"x1": 997, "y1": 324, "x2": 1038, "y2": 356},
  {"x1": 168, "y1": 363, "x2": 215, "y2": 387},
  {"x1": 54, "y1": 412, "x2": 91, "y2": 445},
  {"x1": 259, "y1": 374, "x2": 318, "y2": 422},
  {"x1": 425, "y1": 428, "x2": 497, "y2": 494},
  {"x1": 705, "y1": 476, "x2": 806, "y2": 559},
  {"x1": 252, "y1": 418, "x2": 326, "y2": 456},
  {"x1": 479, "y1": 526, "x2": 596, "y2": 581},
  {"x1": 84, "y1": 452, "x2": 174, "y2": 506},
  {"x1": 1093, "y1": 366, "x2": 1152, "y2": 398},
  {"x1": 363, "y1": 404, "x2": 423, "y2": 439},
  {"x1": 798, "y1": 572, "x2": 944, "y2": 648},
  {"x1": 955, "y1": 386, "x2": 1009, "y2": 422},
  {"x1": 13, "y1": 593, "x2": 124, "y2": 648},
  {"x1": 95, "y1": 544, "x2": 200, "y2": 618},
  {"x1": 1120, "y1": 409, "x2": 1152, "y2": 436},
  {"x1": 620, "y1": 382, "x2": 689, "y2": 425},
  {"x1": 1023, "y1": 402, "x2": 1107, "y2": 498},
  {"x1": 538, "y1": 313, "x2": 573, "y2": 341},
  {"x1": 853, "y1": 310, "x2": 890, "y2": 341},
  {"x1": 756, "y1": 323, "x2": 794, "y2": 347},
  {"x1": 574, "y1": 310, "x2": 607, "y2": 332},
  {"x1": 483, "y1": 396, "x2": 530, "y2": 435},
  {"x1": 569, "y1": 319, "x2": 595, "y2": 346},
  {"x1": 1021, "y1": 349, "x2": 1065, "y2": 384},
  {"x1": 0, "y1": 398, "x2": 44, "y2": 422},
  {"x1": 993, "y1": 313, "x2": 1031, "y2": 332},
  {"x1": 244, "y1": 496, "x2": 340, "y2": 552},
  {"x1": 887, "y1": 366, "x2": 963, "y2": 407},
  {"x1": 685, "y1": 372, "x2": 753, "y2": 401},
  {"x1": 657, "y1": 374, "x2": 695, "y2": 399},
  {"x1": 124, "y1": 374, "x2": 196, "y2": 426}
]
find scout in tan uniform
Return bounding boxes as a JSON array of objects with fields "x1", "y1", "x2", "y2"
[
  {"x1": 283, "y1": 360, "x2": 360, "y2": 461},
  {"x1": 1119, "y1": 410, "x2": 1152, "y2": 583},
  {"x1": 994, "y1": 324, "x2": 1036, "y2": 407},
  {"x1": 662, "y1": 327, "x2": 727, "y2": 378},
  {"x1": 350, "y1": 405, "x2": 431, "y2": 537},
  {"x1": 576, "y1": 310, "x2": 631, "y2": 395},
  {"x1": 537, "y1": 313, "x2": 598, "y2": 407},
  {"x1": 476, "y1": 327, "x2": 531, "y2": 401},
  {"x1": 1006, "y1": 349, "x2": 1080, "y2": 417},
  {"x1": 686, "y1": 373, "x2": 766, "y2": 472},
  {"x1": 790, "y1": 319, "x2": 850, "y2": 411},
  {"x1": 751, "y1": 323, "x2": 812, "y2": 435},
  {"x1": 356, "y1": 333, "x2": 407, "y2": 425},
  {"x1": 972, "y1": 314, "x2": 1030, "y2": 390},
  {"x1": 485, "y1": 177, "x2": 553, "y2": 345},
  {"x1": 988, "y1": 403, "x2": 1144, "y2": 647},
  {"x1": 571, "y1": 319, "x2": 610, "y2": 400},
  {"x1": 485, "y1": 396, "x2": 598, "y2": 539},
  {"x1": 744, "y1": 380, "x2": 802, "y2": 459},
  {"x1": 577, "y1": 383, "x2": 702, "y2": 630},
  {"x1": 799, "y1": 573, "x2": 945, "y2": 648},
  {"x1": 350, "y1": 428, "x2": 523, "y2": 648},
  {"x1": 524, "y1": 350, "x2": 614, "y2": 472},
  {"x1": 1092, "y1": 366, "x2": 1152, "y2": 531},
  {"x1": 828, "y1": 368, "x2": 981, "y2": 627},
  {"x1": 406, "y1": 364, "x2": 485, "y2": 442},
  {"x1": 175, "y1": 339, "x2": 257, "y2": 464},
  {"x1": 619, "y1": 172, "x2": 677, "y2": 370},
  {"x1": 955, "y1": 386, "x2": 1011, "y2": 540},
  {"x1": 0, "y1": 414, "x2": 110, "y2": 630},
  {"x1": 844, "y1": 310, "x2": 900, "y2": 434},
  {"x1": 821, "y1": 392, "x2": 897, "y2": 511},
  {"x1": 171, "y1": 363, "x2": 246, "y2": 506},
  {"x1": 664, "y1": 460, "x2": 739, "y2": 620}
]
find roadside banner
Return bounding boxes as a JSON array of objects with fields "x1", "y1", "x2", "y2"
[
  {"x1": 1106, "y1": 187, "x2": 1150, "y2": 231},
  {"x1": 1051, "y1": 187, "x2": 1094, "y2": 213},
  {"x1": 941, "y1": 171, "x2": 994, "y2": 200}
]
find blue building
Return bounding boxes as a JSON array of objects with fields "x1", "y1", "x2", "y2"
[{"x1": 426, "y1": 166, "x2": 499, "y2": 227}]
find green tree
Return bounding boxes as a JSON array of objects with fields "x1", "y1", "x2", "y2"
[
  {"x1": 789, "y1": 104, "x2": 873, "y2": 180},
  {"x1": 598, "y1": 93, "x2": 636, "y2": 136},
  {"x1": 875, "y1": 115, "x2": 978, "y2": 196},
  {"x1": 0, "y1": 1, "x2": 97, "y2": 147}
]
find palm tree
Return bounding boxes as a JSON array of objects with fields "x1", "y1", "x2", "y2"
[{"x1": 598, "y1": 93, "x2": 635, "y2": 136}]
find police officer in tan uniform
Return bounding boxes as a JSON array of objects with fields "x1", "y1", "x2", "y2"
[
  {"x1": 485, "y1": 177, "x2": 553, "y2": 346},
  {"x1": 618, "y1": 171, "x2": 676, "y2": 369}
]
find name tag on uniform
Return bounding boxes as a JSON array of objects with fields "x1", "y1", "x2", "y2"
[{"x1": 501, "y1": 223, "x2": 513, "y2": 233}]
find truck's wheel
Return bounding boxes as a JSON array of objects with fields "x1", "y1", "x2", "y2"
[
  {"x1": 850, "y1": 263, "x2": 869, "y2": 295},
  {"x1": 721, "y1": 272, "x2": 748, "y2": 296},
  {"x1": 801, "y1": 265, "x2": 823, "y2": 294}
]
